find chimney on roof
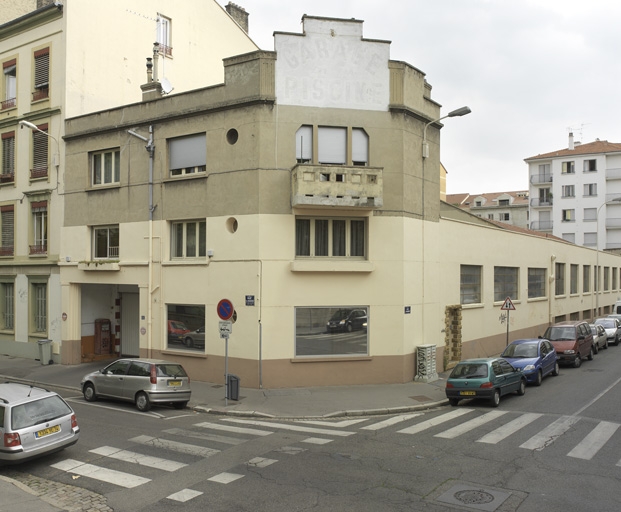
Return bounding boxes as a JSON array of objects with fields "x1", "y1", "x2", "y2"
[
  {"x1": 226, "y1": 2, "x2": 249, "y2": 34},
  {"x1": 568, "y1": 132, "x2": 574, "y2": 150},
  {"x1": 141, "y1": 57, "x2": 162, "y2": 102}
]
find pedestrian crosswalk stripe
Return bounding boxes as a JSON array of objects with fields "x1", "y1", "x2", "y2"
[
  {"x1": 130, "y1": 435, "x2": 221, "y2": 457},
  {"x1": 302, "y1": 437, "x2": 333, "y2": 444},
  {"x1": 51, "y1": 459, "x2": 150, "y2": 488},
  {"x1": 195, "y1": 421, "x2": 273, "y2": 436},
  {"x1": 434, "y1": 411, "x2": 508, "y2": 439},
  {"x1": 296, "y1": 419, "x2": 368, "y2": 428},
  {"x1": 276, "y1": 446, "x2": 308, "y2": 454},
  {"x1": 90, "y1": 446, "x2": 187, "y2": 472},
  {"x1": 397, "y1": 408, "x2": 475, "y2": 435},
  {"x1": 477, "y1": 413, "x2": 543, "y2": 444},
  {"x1": 167, "y1": 489, "x2": 203, "y2": 502},
  {"x1": 519, "y1": 416, "x2": 580, "y2": 451},
  {"x1": 567, "y1": 421, "x2": 620, "y2": 460},
  {"x1": 247, "y1": 457, "x2": 278, "y2": 468},
  {"x1": 221, "y1": 418, "x2": 356, "y2": 437},
  {"x1": 360, "y1": 413, "x2": 423, "y2": 431},
  {"x1": 162, "y1": 427, "x2": 246, "y2": 446},
  {"x1": 208, "y1": 472, "x2": 244, "y2": 484}
]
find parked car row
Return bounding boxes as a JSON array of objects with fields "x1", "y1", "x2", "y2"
[{"x1": 445, "y1": 316, "x2": 621, "y2": 408}]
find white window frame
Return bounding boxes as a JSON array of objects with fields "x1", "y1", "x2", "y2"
[
  {"x1": 92, "y1": 149, "x2": 120, "y2": 186},
  {"x1": 295, "y1": 125, "x2": 312, "y2": 163},
  {"x1": 562, "y1": 185, "x2": 575, "y2": 198},
  {"x1": 561, "y1": 161, "x2": 575, "y2": 174},
  {"x1": 31, "y1": 201, "x2": 47, "y2": 255},
  {"x1": 171, "y1": 220, "x2": 206, "y2": 259},
  {"x1": 583, "y1": 159, "x2": 597, "y2": 172},
  {"x1": 562, "y1": 209, "x2": 575, "y2": 222},
  {"x1": 169, "y1": 133, "x2": 206, "y2": 176},
  {"x1": 33, "y1": 48, "x2": 49, "y2": 100},
  {"x1": 156, "y1": 14, "x2": 172, "y2": 56},
  {"x1": 295, "y1": 217, "x2": 366, "y2": 258},
  {"x1": 3, "y1": 59, "x2": 16, "y2": 108},
  {"x1": 93, "y1": 225, "x2": 119, "y2": 259},
  {"x1": 352, "y1": 128, "x2": 369, "y2": 166},
  {"x1": 583, "y1": 183, "x2": 597, "y2": 197}
]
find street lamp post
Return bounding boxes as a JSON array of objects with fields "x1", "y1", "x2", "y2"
[
  {"x1": 422, "y1": 106, "x2": 471, "y2": 159},
  {"x1": 595, "y1": 197, "x2": 621, "y2": 316}
]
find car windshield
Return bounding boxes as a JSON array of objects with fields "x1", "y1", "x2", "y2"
[
  {"x1": 502, "y1": 343, "x2": 538, "y2": 358},
  {"x1": 596, "y1": 320, "x2": 614, "y2": 328},
  {"x1": 11, "y1": 395, "x2": 72, "y2": 430},
  {"x1": 544, "y1": 326, "x2": 575, "y2": 341},
  {"x1": 156, "y1": 364, "x2": 188, "y2": 378},
  {"x1": 450, "y1": 363, "x2": 488, "y2": 379},
  {"x1": 330, "y1": 310, "x2": 351, "y2": 321}
]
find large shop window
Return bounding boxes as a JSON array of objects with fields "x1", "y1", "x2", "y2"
[
  {"x1": 167, "y1": 304, "x2": 205, "y2": 351},
  {"x1": 295, "y1": 306, "x2": 368, "y2": 357},
  {"x1": 296, "y1": 218, "x2": 366, "y2": 258},
  {"x1": 169, "y1": 133, "x2": 206, "y2": 176}
]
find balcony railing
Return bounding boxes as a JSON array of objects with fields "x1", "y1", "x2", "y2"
[
  {"x1": 108, "y1": 246, "x2": 119, "y2": 258},
  {"x1": 29, "y1": 244, "x2": 47, "y2": 255},
  {"x1": 530, "y1": 220, "x2": 553, "y2": 231},
  {"x1": 530, "y1": 197, "x2": 553, "y2": 207},
  {"x1": 157, "y1": 44, "x2": 173, "y2": 57},
  {"x1": 0, "y1": 246, "x2": 14, "y2": 257},
  {"x1": 1, "y1": 97, "x2": 16, "y2": 110},
  {"x1": 291, "y1": 164, "x2": 383, "y2": 209},
  {"x1": 30, "y1": 167, "x2": 48, "y2": 179},
  {"x1": 32, "y1": 87, "x2": 49, "y2": 101},
  {"x1": 530, "y1": 174, "x2": 553, "y2": 185},
  {"x1": 0, "y1": 172, "x2": 14, "y2": 184}
]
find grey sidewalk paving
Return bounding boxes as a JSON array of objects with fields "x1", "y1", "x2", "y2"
[{"x1": 0, "y1": 354, "x2": 449, "y2": 511}]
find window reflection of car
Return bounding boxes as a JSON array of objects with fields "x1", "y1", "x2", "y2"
[
  {"x1": 326, "y1": 309, "x2": 367, "y2": 333},
  {"x1": 168, "y1": 320, "x2": 190, "y2": 344},
  {"x1": 183, "y1": 327, "x2": 205, "y2": 348}
]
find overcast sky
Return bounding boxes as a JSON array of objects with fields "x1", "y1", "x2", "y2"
[{"x1": 226, "y1": 0, "x2": 621, "y2": 194}]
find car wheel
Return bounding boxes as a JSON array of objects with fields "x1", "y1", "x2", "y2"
[
  {"x1": 346, "y1": 323, "x2": 353, "y2": 333},
  {"x1": 615, "y1": 337, "x2": 620, "y2": 346},
  {"x1": 173, "y1": 401, "x2": 188, "y2": 410},
  {"x1": 491, "y1": 390, "x2": 501, "y2": 407},
  {"x1": 552, "y1": 362, "x2": 560, "y2": 376},
  {"x1": 184, "y1": 337, "x2": 194, "y2": 348},
  {"x1": 448, "y1": 398, "x2": 459, "y2": 406},
  {"x1": 573, "y1": 355, "x2": 582, "y2": 368},
  {"x1": 588, "y1": 346, "x2": 594, "y2": 361},
  {"x1": 517, "y1": 379, "x2": 526, "y2": 396},
  {"x1": 604, "y1": 339, "x2": 609, "y2": 350},
  {"x1": 83, "y1": 383, "x2": 97, "y2": 402},
  {"x1": 534, "y1": 370, "x2": 543, "y2": 387},
  {"x1": 593, "y1": 342, "x2": 599, "y2": 355},
  {"x1": 135, "y1": 391, "x2": 151, "y2": 412}
]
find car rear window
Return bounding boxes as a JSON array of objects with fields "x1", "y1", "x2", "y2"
[
  {"x1": 545, "y1": 326, "x2": 575, "y2": 340},
  {"x1": 156, "y1": 364, "x2": 187, "y2": 378},
  {"x1": 11, "y1": 395, "x2": 73, "y2": 430},
  {"x1": 502, "y1": 343, "x2": 538, "y2": 358},
  {"x1": 450, "y1": 363, "x2": 488, "y2": 379}
]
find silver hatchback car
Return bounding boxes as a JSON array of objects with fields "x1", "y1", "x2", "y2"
[
  {"x1": 0, "y1": 383, "x2": 80, "y2": 463},
  {"x1": 81, "y1": 358, "x2": 191, "y2": 412}
]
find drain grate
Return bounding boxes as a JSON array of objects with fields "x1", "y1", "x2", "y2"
[{"x1": 435, "y1": 482, "x2": 512, "y2": 511}]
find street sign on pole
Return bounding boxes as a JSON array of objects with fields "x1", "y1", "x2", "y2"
[
  {"x1": 219, "y1": 321, "x2": 232, "y2": 338},
  {"x1": 500, "y1": 296, "x2": 515, "y2": 346},
  {"x1": 217, "y1": 299, "x2": 234, "y2": 320}
]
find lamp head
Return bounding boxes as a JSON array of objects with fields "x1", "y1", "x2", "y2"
[
  {"x1": 19, "y1": 120, "x2": 38, "y2": 130},
  {"x1": 447, "y1": 106, "x2": 472, "y2": 118}
]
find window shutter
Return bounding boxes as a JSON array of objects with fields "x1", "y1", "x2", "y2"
[
  {"x1": 1, "y1": 207, "x2": 13, "y2": 247},
  {"x1": 34, "y1": 48, "x2": 49, "y2": 88},
  {"x1": 169, "y1": 133, "x2": 206, "y2": 170},
  {"x1": 32, "y1": 128, "x2": 48, "y2": 172},
  {"x1": 318, "y1": 127, "x2": 346, "y2": 165},
  {"x1": 31, "y1": 200, "x2": 47, "y2": 212},
  {"x1": 1, "y1": 133, "x2": 15, "y2": 174}
]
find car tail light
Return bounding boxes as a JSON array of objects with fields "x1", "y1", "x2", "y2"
[
  {"x1": 150, "y1": 364, "x2": 157, "y2": 385},
  {"x1": 445, "y1": 382, "x2": 454, "y2": 389},
  {"x1": 71, "y1": 414, "x2": 78, "y2": 429},
  {"x1": 4, "y1": 432, "x2": 21, "y2": 448},
  {"x1": 480, "y1": 382, "x2": 494, "y2": 388}
]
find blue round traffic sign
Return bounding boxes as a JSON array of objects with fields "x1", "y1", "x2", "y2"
[{"x1": 217, "y1": 299, "x2": 234, "y2": 320}]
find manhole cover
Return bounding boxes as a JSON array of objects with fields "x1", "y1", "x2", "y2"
[
  {"x1": 454, "y1": 489, "x2": 495, "y2": 505},
  {"x1": 436, "y1": 483, "x2": 511, "y2": 511}
]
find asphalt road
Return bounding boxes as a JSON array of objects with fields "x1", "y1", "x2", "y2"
[{"x1": 3, "y1": 346, "x2": 621, "y2": 511}]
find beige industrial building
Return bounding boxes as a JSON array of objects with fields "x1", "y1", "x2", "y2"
[{"x1": 58, "y1": 15, "x2": 621, "y2": 388}]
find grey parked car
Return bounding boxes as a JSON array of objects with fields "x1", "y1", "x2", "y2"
[
  {"x1": 0, "y1": 383, "x2": 80, "y2": 463},
  {"x1": 595, "y1": 317, "x2": 621, "y2": 346},
  {"x1": 589, "y1": 323, "x2": 608, "y2": 352},
  {"x1": 81, "y1": 358, "x2": 191, "y2": 412}
]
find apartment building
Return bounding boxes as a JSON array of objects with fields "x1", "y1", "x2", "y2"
[
  {"x1": 526, "y1": 134, "x2": 621, "y2": 249},
  {"x1": 59, "y1": 15, "x2": 621, "y2": 388},
  {"x1": 0, "y1": 1, "x2": 258, "y2": 361},
  {"x1": 446, "y1": 191, "x2": 530, "y2": 229}
]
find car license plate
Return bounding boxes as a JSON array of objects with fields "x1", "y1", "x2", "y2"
[
  {"x1": 35, "y1": 425, "x2": 60, "y2": 438},
  {"x1": 168, "y1": 380, "x2": 182, "y2": 387},
  {"x1": 459, "y1": 391, "x2": 476, "y2": 396}
]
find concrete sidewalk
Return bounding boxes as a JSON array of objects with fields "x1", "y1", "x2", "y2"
[{"x1": 0, "y1": 354, "x2": 449, "y2": 511}]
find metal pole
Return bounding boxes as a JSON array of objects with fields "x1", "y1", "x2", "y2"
[
  {"x1": 225, "y1": 336, "x2": 229, "y2": 407},
  {"x1": 506, "y1": 309, "x2": 510, "y2": 346}
]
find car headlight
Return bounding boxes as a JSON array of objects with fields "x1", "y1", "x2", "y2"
[
  {"x1": 339, "y1": 320, "x2": 346, "y2": 325},
  {"x1": 524, "y1": 365, "x2": 535, "y2": 371},
  {"x1": 563, "y1": 349, "x2": 576, "y2": 354}
]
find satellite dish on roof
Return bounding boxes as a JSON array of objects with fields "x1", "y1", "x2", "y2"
[{"x1": 161, "y1": 77, "x2": 174, "y2": 95}]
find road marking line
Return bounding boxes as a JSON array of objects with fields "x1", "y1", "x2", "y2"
[
  {"x1": 208, "y1": 472, "x2": 244, "y2": 484},
  {"x1": 167, "y1": 489, "x2": 203, "y2": 502},
  {"x1": 434, "y1": 411, "x2": 508, "y2": 439},
  {"x1": 276, "y1": 446, "x2": 308, "y2": 454},
  {"x1": 51, "y1": 459, "x2": 150, "y2": 488},
  {"x1": 221, "y1": 418, "x2": 356, "y2": 437},
  {"x1": 477, "y1": 413, "x2": 543, "y2": 444},
  {"x1": 162, "y1": 428, "x2": 246, "y2": 445},
  {"x1": 130, "y1": 435, "x2": 221, "y2": 457},
  {"x1": 397, "y1": 408, "x2": 475, "y2": 434},
  {"x1": 519, "y1": 416, "x2": 580, "y2": 451},
  {"x1": 302, "y1": 437, "x2": 333, "y2": 445},
  {"x1": 360, "y1": 413, "x2": 424, "y2": 431},
  {"x1": 195, "y1": 421, "x2": 273, "y2": 436},
  {"x1": 90, "y1": 446, "x2": 187, "y2": 471},
  {"x1": 296, "y1": 418, "x2": 369, "y2": 427},
  {"x1": 567, "y1": 421, "x2": 620, "y2": 460},
  {"x1": 247, "y1": 457, "x2": 278, "y2": 468}
]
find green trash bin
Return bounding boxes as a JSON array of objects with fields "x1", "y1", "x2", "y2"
[{"x1": 37, "y1": 339, "x2": 53, "y2": 365}]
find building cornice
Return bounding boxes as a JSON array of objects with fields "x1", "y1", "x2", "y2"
[{"x1": 0, "y1": 3, "x2": 63, "y2": 41}]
